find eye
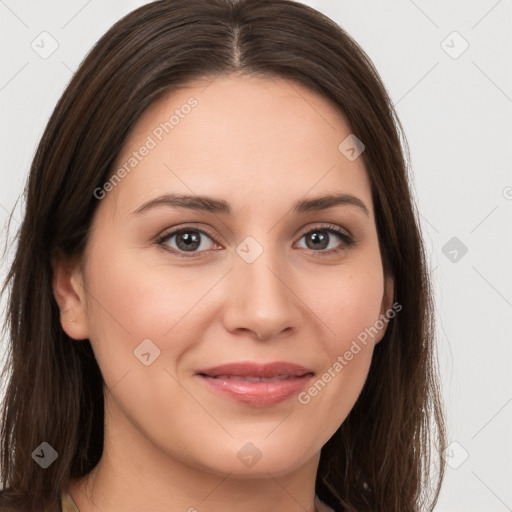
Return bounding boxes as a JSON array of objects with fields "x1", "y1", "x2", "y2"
[
  {"x1": 295, "y1": 225, "x2": 355, "y2": 257},
  {"x1": 156, "y1": 224, "x2": 355, "y2": 259},
  {"x1": 157, "y1": 227, "x2": 219, "y2": 257}
]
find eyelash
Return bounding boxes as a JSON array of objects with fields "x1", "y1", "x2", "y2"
[{"x1": 155, "y1": 224, "x2": 356, "y2": 259}]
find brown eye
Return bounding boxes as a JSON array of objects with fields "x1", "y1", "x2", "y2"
[
  {"x1": 156, "y1": 224, "x2": 355, "y2": 259},
  {"x1": 296, "y1": 226, "x2": 355, "y2": 255},
  {"x1": 157, "y1": 228, "x2": 218, "y2": 258}
]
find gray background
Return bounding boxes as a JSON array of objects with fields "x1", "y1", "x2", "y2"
[{"x1": 1, "y1": 1, "x2": 511, "y2": 510}]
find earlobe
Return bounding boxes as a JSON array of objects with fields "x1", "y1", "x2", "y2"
[{"x1": 51, "y1": 252, "x2": 89, "y2": 340}]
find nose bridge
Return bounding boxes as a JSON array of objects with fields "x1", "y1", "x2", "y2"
[
  {"x1": 225, "y1": 233, "x2": 301, "y2": 339},
  {"x1": 242, "y1": 245, "x2": 284, "y2": 294}
]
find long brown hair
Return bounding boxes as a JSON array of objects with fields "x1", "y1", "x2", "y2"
[{"x1": 0, "y1": 1, "x2": 446, "y2": 510}]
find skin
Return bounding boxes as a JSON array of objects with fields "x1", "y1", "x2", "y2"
[{"x1": 53, "y1": 72, "x2": 393, "y2": 512}]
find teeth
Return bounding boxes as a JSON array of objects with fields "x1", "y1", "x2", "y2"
[{"x1": 211, "y1": 375, "x2": 295, "y2": 382}]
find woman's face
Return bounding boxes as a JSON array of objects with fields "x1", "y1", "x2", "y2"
[{"x1": 57, "y1": 73, "x2": 392, "y2": 479}]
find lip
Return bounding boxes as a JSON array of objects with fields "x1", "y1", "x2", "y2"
[
  {"x1": 195, "y1": 361, "x2": 315, "y2": 407},
  {"x1": 196, "y1": 361, "x2": 314, "y2": 378}
]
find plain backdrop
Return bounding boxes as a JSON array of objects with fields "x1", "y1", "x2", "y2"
[{"x1": 0, "y1": 1, "x2": 511, "y2": 510}]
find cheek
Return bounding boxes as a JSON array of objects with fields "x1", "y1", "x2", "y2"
[
  {"x1": 82, "y1": 240, "x2": 218, "y2": 380},
  {"x1": 311, "y1": 261, "x2": 385, "y2": 352},
  {"x1": 293, "y1": 258, "x2": 384, "y2": 427},
  {"x1": 84, "y1": 232, "x2": 385, "y2": 368}
]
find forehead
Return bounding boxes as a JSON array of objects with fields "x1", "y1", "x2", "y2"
[{"x1": 105, "y1": 73, "x2": 373, "y2": 219}]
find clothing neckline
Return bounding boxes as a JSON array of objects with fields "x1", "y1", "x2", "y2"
[{"x1": 62, "y1": 489, "x2": 80, "y2": 512}]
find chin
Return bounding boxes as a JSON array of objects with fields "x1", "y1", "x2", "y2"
[{"x1": 199, "y1": 437, "x2": 317, "y2": 479}]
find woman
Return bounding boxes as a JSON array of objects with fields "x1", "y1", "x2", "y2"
[{"x1": 0, "y1": 0, "x2": 446, "y2": 511}]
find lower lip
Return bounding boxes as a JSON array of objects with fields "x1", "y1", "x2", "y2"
[{"x1": 197, "y1": 374, "x2": 314, "y2": 407}]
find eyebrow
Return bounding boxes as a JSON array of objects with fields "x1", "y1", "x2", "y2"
[{"x1": 132, "y1": 193, "x2": 369, "y2": 217}]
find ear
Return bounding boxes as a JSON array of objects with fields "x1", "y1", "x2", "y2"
[
  {"x1": 51, "y1": 251, "x2": 89, "y2": 340},
  {"x1": 374, "y1": 274, "x2": 395, "y2": 345}
]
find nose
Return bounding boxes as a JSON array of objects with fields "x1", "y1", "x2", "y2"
[{"x1": 222, "y1": 246, "x2": 303, "y2": 341}]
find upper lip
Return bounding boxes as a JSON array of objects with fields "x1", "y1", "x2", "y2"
[{"x1": 196, "y1": 361, "x2": 314, "y2": 378}]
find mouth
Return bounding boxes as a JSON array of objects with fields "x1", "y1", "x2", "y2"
[
  {"x1": 200, "y1": 374, "x2": 310, "y2": 382},
  {"x1": 195, "y1": 361, "x2": 314, "y2": 379},
  {"x1": 195, "y1": 361, "x2": 315, "y2": 407}
]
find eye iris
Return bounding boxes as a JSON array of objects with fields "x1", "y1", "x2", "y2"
[
  {"x1": 167, "y1": 228, "x2": 341, "y2": 254},
  {"x1": 177, "y1": 231, "x2": 201, "y2": 251},
  {"x1": 306, "y1": 231, "x2": 329, "y2": 250}
]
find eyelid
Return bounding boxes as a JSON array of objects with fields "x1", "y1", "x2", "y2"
[
  {"x1": 155, "y1": 222, "x2": 355, "y2": 258},
  {"x1": 155, "y1": 223, "x2": 220, "y2": 252}
]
